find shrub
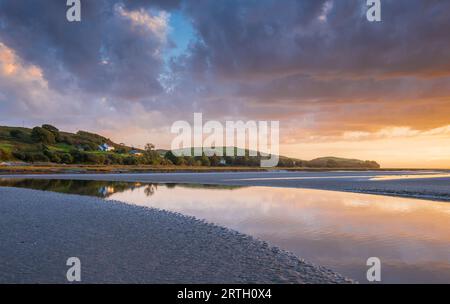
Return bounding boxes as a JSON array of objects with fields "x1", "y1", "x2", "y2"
[
  {"x1": 43, "y1": 149, "x2": 61, "y2": 163},
  {"x1": 200, "y1": 155, "x2": 210, "y2": 166},
  {"x1": 278, "y1": 158, "x2": 296, "y2": 167},
  {"x1": 76, "y1": 131, "x2": 107, "y2": 145},
  {"x1": 160, "y1": 158, "x2": 173, "y2": 165},
  {"x1": 107, "y1": 153, "x2": 122, "y2": 165},
  {"x1": 85, "y1": 153, "x2": 106, "y2": 164},
  {"x1": 12, "y1": 151, "x2": 27, "y2": 161},
  {"x1": 82, "y1": 142, "x2": 98, "y2": 151},
  {"x1": 32, "y1": 153, "x2": 49, "y2": 162},
  {"x1": 209, "y1": 154, "x2": 220, "y2": 166},
  {"x1": 60, "y1": 153, "x2": 74, "y2": 164},
  {"x1": 123, "y1": 156, "x2": 138, "y2": 165},
  {"x1": 54, "y1": 133, "x2": 64, "y2": 143},
  {"x1": 50, "y1": 154, "x2": 61, "y2": 163},
  {"x1": 10, "y1": 129, "x2": 25, "y2": 139},
  {"x1": 185, "y1": 156, "x2": 196, "y2": 166},
  {"x1": 175, "y1": 157, "x2": 186, "y2": 166},
  {"x1": 115, "y1": 147, "x2": 128, "y2": 154},
  {"x1": 0, "y1": 148, "x2": 13, "y2": 161},
  {"x1": 20, "y1": 152, "x2": 49, "y2": 163},
  {"x1": 70, "y1": 149, "x2": 86, "y2": 163},
  {"x1": 61, "y1": 136, "x2": 74, "y2": 145}
]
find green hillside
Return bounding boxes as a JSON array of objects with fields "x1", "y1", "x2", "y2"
[
  {"x1": 0, "y1": 125, "x2": 144, "y2": 165},
  {"x1": 307, "y1": 157, "x2": 380, "y2": 169},
  {"x1": 0, "y1": 125, "x2": 380, "y2": 168}
]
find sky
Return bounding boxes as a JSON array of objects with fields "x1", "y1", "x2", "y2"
[{"x1": 0, "y1": 0, "x2": 449, "y2": 168}]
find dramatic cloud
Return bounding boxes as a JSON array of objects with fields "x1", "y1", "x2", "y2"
[
  {"x1": 183, "y1": 0, "x2": 450, "y2": 79},
  {"x1": 168, "y1": 0, "x2": 450, "y2": 137},
  {"x1": 0, "y1": 42, "x2": 64, "y2": 119},
  {"x1": 0, "y1": 0, "x2": 449, "y2": 166},
  {"x1": 0, "y1": 0, "x2": 172, "y2": 99}
]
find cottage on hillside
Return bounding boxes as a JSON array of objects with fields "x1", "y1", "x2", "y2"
[{"x1": 98, "y1": 143, "x2": 115, "y2": 152}]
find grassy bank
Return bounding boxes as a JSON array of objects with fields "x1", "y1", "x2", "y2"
[{"x1": 0, "y1": 164, "x2": 436, "y2": 175}]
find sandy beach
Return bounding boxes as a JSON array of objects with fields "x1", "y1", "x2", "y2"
[
  {"x1": 0, "y1": 186, "x2": 352, "y2": 283},
  {"x1": 2, "y1": 170, "x2": 449, "y2": 283}
]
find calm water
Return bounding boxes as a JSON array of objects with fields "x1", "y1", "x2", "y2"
[{"x1": 1, "y1": 178, "x2": 450, "y2": 283}]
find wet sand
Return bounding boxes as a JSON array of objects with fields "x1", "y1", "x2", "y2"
[
  {"x1": 0, "y1": 187, "x2": 352, "y2": 283},
  {"x1": 2, "y1": 170, "x2": 447, "y2": 283}
]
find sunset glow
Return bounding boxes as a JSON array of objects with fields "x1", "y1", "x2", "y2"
[{"x1": 1, "y1": 0, "x2": 449, "y2": 168}]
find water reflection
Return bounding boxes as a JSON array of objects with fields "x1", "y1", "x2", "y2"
[
  {"x1": 1, "y1": 178, "x2": 449, "y2": 283},
  {"x1": 370, "y1": 173, "x2": 450, "y2": 180},
  {"x1": 0, "y1": 178, "x2": 150, "y2": 198},
  {"x1": 0, "y1": 178, "x2": 241, "y2": 198}
]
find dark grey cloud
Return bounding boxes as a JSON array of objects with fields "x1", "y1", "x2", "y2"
[
  {"x1": 0, "y1": 0, "x2": 177, "y2": 100},
  {"x1": 122, "y1": 0, "x2": 181, "y2": 11},
  {"x1": 182, "y1": 0, "x2": 450, "y2": 79},
  {"x1": 163, "y1": 0, "x2": 450, "y2": 133},
  {"x1": 1, "y1": 0, "x2": 450, "y2": 142}
]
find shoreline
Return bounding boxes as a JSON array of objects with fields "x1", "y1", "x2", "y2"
[
  {"x1": 2, "y1": 170, "x2": 450, "y2": 202},
  {"x1": 0, "y1": 186, "x2": 353, "y2": 284},
  {"x1": 1, "y1": 164, "x2": 448, "y2": 176}
]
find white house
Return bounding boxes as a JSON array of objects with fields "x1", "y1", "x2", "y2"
[
  {"x1": 98, "y1": 143, "x2": 115, "y2": 152},
  {"x1": 98, "y1": 186, "x2": 115, "y2": 197}
]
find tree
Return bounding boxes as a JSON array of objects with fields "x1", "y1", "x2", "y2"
[
  {"x1": 60, "y1": 153, "x2": 74, "y2": 164},
  {"x1": 42, "y1": 124, "x2": 63, "y2": 142},
  {"x1": 31, "y1": 127, "x2": 55, "y2": 144},
  {"x1": 164, "y1": 151, "x2": 179, "y2": 164},
  {"x1": 145, "y1": 143, "x2": 155, "y2": 151},
  {"x1": 42, "y1": 124, "x2": 59, "y2": 133},
  {"x1": 143, "y1": 143, "x2": 160, "y2": 164},
  {"x1": 200, "y1": 154, "x2": 210, "y2": 166},
  {"x1": 184, "y1": 156, "x2": 196, "y2": 166},
  {"x1": 209, "y1": 154, "x2": 220, "y2": 166}
]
